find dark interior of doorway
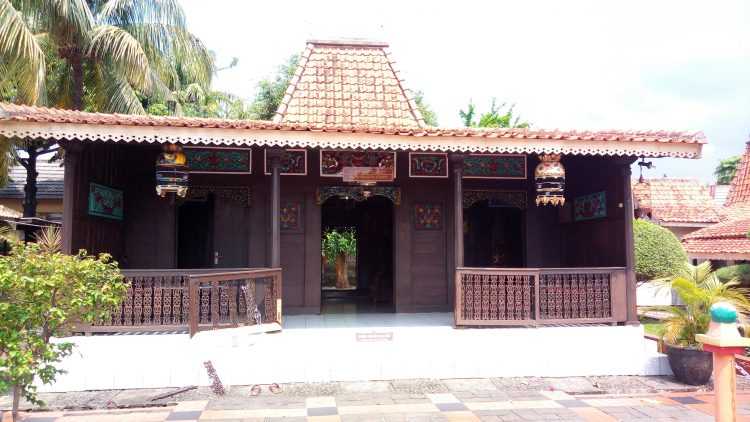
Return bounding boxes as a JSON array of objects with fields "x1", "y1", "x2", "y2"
[
  {"x1": 321, "y1": 196, "x2": 394, "y2": 313},
  {"x1": 177, "y1": 195, "x2": 214, "y2": 268},
  {"x1": 464, "y1": 201, "x2": 524, "y2": 267}
]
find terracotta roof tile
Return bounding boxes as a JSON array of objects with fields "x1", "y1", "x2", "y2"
[
  {"x1": 682, "y1": 218, "x2": 750, "y2": 257},
  {"x1": 632, "y1": 178, "x2": 720, "y2": 224},
  {"x1": 0, "y1": 102, "x2": 706, "y2": 148},
  {"x1": 273, "y1": 40, "x2": 424, "y2": 128},
  {"x1": 726, "y1": 141, "x2": 750, "y2": 206}
]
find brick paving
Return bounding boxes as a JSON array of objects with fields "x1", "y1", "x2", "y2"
[{"x1": 4, "y1": 388, "x2": 750, "y2": 421}]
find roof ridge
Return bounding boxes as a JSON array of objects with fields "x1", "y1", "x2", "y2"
[
  {"x1": 725, "y1": 139, "x2": 750, "y2": 206},
  {"x1": 381, "y1": 46, "x2": 425, "y2": 128},
  {"x1": 273, "y1": 46, "x2": 313, "y2": 124},
  {"x1": 307, "y1": 38, "x2": 389, "y2": 48}
]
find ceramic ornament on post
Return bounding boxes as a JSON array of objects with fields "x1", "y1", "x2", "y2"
[
  {"x1": 696, "y1": 302, "x2": 750, "y2": 422},
  {"x1": 534, "y1": 154, "x2": 566, "y2": 206}
]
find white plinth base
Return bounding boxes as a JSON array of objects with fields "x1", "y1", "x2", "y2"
[{"x1": 38, "y1": 313, "x2": 671, "y2": 392}]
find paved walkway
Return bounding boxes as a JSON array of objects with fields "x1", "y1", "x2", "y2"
[{"x1": 5, "y1": 380, "x2": 750, "y2": 421}]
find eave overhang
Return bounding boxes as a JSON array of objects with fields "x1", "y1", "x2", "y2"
[{"x1": 0, "y1": 119, "x2": 704, "y2": 158}]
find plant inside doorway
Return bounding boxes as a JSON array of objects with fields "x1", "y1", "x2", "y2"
[{"x1": 322, "y1": 228, "x2": 357, "y2": 289}]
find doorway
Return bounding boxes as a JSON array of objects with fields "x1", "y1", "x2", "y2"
[
  {"x1": 464, "y1": 201, "x2": 524, "y2": 267},
  {"x1": 177, "y1": 196, "x2": 214, "y2": 268},
  {"x1": 176, "y1": 193, "x2": 250, "y2": 269},
  {"x1": 321, "y1": 195, "x2": 394, "y2": 313}
]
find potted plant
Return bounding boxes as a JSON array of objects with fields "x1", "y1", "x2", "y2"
[
  {"x1": 322, "y1": 228, "x2": 357, "y2": 289},
  {"x1": 653, "y1": 262, "x2": 750, "y2": 385}
]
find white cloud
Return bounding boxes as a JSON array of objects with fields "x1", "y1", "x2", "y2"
[{"x1": 180, "y1": 0, "x2": 750, "y2": 182}]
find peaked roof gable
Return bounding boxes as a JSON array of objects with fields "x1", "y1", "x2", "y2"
[
  {"x1": 273, "y1": 39, "x2": 424, "y2": 128},
  {"x1": 726, "y1": 140, "x2": 750, "y2": 206}
]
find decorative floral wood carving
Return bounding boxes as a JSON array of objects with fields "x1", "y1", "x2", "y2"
[
  {"x1": 574, "y1": 191, "x2": 607, "y2": 221},
  {"x1": 280, "y1": 202, "x2": 302, "y2": 230},
  {"x1": 264, "y1": 149, "x2": 307, "y2": 175},
  {"x1": 187, "y1": 186, "x2": 251, "y2": 207},
  {"x1": 463, "y1": 154, "x2": 526, "y2": 179},
  {"x1": 414, "y1": 203, "x2": 443, "y2": 230},
  {"x1": 409, "y1": 153, "x2": 448, "y2": 178},
  {"x1": 316, "y1": 186, "x2": 401, "y2": 205},
  {"x1": 320, "y1": 150, "x2": 396, "y2": 177},
  {"x1": 463, "y1": 190, "x2": 527, "y2": 209},
  {"x1": 184, "y1": 147, "x2": 251, "y2": 174}
]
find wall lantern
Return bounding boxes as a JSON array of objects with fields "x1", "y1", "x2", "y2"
[
  {"x1": 156, "y1": 144, "x2": 188, "y2": 198},
  {"x1": 534, "y1": 153, "x2": 565, "y2": 206}
]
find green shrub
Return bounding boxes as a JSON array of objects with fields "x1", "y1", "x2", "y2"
[
  {"x1": 634, "y1": 219, "x2": 688, "y2": 281},
  {"x1": 0, "y1": 232, "x2": 126, "y2": 420},
  {"x1": 716, "y1": 264, "x2": 750, "y2": 284}
]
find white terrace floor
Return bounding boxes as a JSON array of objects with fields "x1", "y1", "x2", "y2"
[{"x1": 39, "y1": 313, "x2": 671, "y2": 393}]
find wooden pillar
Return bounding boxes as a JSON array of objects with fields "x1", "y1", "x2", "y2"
[
  {"x1": 268, "y1": 148, "x2": 282, "y2": 268},
  {"x1": 450, "y1": 154, "x2": 465, "y2": 268},
  {"x1": 61, "y1": 142, "x2": 82, "y2": 255},
  {"x1": 622, "y1": 164, "x2": 638, "y2": 324}
]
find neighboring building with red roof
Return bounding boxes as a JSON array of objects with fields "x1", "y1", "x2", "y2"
[
  {"x1": 682, "y1": 140, "x2": 750, "y2": 263},
  {"x1": 682, "y1": 218, "x2": 750, "y2": 261},
  {"x1": 633, "y1": 178, "x2": 720, "y2": 239}
]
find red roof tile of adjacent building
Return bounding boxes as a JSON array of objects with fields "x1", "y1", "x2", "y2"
[
  {"x1": 273, "y1": 39, "x2": 424, "y2": 128},
  {"x1": 632, "y1": 178, "x2": 720, "y2": 225},
  {"x1": 726, "y1": 141, "x2": 750, "y2": 206},
  {"x1": 682, "y1": 218, "x2": 750, "y2": 258}
]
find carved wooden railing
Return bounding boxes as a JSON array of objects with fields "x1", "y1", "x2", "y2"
[
  {"x1": 454, "y1": 267, "x2": 627, "y2": 326},
  {"x1": 81, "y1": 268, "x2": 282, "y2": 336}
]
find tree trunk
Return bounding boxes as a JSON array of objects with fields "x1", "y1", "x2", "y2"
[
  {"x1": 11, "y1": 384, "x2": 21, "y2": 422},
  {"x1": 70, "y1": 51, "x2": 84, "y2": 111},
  {"x1": 22, "y1": 146, "x2": 38, "y2": 218},
  {"x1": 335, "y1": 253, "x2": 349, "y2": 289}
]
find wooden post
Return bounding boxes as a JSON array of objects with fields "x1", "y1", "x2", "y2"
[
  {"x1": 712, "y1": 349, "x2": 739, "y2": 422},
  {"x1": 61, "y1": 142, "x2": 82, "y2": 255},
  {"x1": 622, "y1": 164, "x2": 638, "y2": 324},
  {"x1": 450, "y1": 154, "x2": 464, "y2": 268},
  {"x1": 268, "y1": 148, "x2": 282, "y2": 268}
]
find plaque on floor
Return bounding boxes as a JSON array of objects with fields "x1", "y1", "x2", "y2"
[{"x1": 356, "y1": 331, "x2": 394, "y2": 342}]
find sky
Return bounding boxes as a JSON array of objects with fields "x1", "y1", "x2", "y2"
[{"x1": 180, "y1": 0, "x2": 750, "y2": 183}]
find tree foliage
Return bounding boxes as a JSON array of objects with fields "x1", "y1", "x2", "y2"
[
  {"x1": 459, "y1": 98, "x2": 530, "y2": 128},
  {"x1": 321, "y1": 228, "x2": 357, "y2": 264},
  {"x1": 0, "y1": 0, "x2": 214, "y2": 113},
  {"x1": 249, "y1": 54, "x2": 299, "y2": 120},
  {"x1": 0, "y1": 230, "x2": 126, "y2": 421},
  {"x1": 715, "y1": 155, "x2": 741, "y2": 185},
  {"x1": 633, "y1": 219, "x2": 688, "y2": 281},
  {"x1": 413, "y1": 90, "x2": 437, "y2": 126},
  {"x1": 0, "y1": 0, "x2": 213, "y2": 215},
  {"x1": 716, "y1": 264, "x2": 750, "y2": 285}
]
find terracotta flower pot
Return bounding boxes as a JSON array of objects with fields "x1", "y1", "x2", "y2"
[{"x1": 665, "y1": 344, "x2": 713, "y2": 385}]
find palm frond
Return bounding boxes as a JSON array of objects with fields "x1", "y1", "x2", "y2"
[
  {"x1": 34, "y1": 0, "x2": 94, "y2": 43},
  {"x1": 98, "y1": 70, "x2": 145, "y2": 114},
  {"x1": 0, "y1": 0, "x2": 46, "y2": 104},
  {"x1": 98, "y1": 0, "x2": 186, "y2": 29},
  {"x1": 87, "y1": 25, "x2": 150, "y2": 90},
  {"x1": 35, "y1": 225, "x2": 61, "y2": 253}
]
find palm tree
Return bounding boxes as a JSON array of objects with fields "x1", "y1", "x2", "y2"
[
  {"x1": 0, "y1": 0, "x2": 214, "y2": 216},
  {"x1": 654, "y1": 261, "x2": 750, "y2": 347}
]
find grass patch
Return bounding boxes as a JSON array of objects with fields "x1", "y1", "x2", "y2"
[{"x1": 640, "y1": 316, "x2": 665, "y2": 337}]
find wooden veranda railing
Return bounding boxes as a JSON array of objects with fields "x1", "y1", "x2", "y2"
[
  {"x1": 454, "y1": 267, "x2": 627, "y2": 327},
  {"x1": 79, "y1": 268, "x2": 282, "y2": 337}
]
